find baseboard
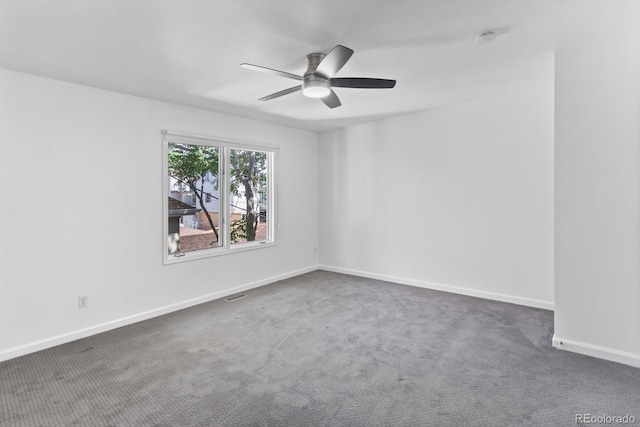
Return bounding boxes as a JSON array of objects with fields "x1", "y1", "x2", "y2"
[
  {"x1": 552, "y1": 335, "x2": 640, "y2": 368},
  {"x1": 318, "y1": 264, "x2": 554, "y2": 311},
  {"x1": 0, "y1": 265, "x2": 318, "y2": 363}
]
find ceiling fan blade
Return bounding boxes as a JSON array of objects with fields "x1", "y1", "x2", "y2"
[
  {"x1": 321, "y1": 89, "x2": 341, "y2": 109},
  {"x1": 258, "y1": 86, "x2": 301, "y2": 101},
  {"x1": 315, "y1": 45, "x2": 354, "y2": 78},
  {"x1": 240, "y1": 63, "x2": 302, "y2": 81},
  {"x1": 330, "y1": 78, "x2": 396, "y2": 89}
]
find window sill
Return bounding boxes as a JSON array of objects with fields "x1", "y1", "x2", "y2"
[{"x1": 163, "y1": 241, "x2": 276, "y2": 265}]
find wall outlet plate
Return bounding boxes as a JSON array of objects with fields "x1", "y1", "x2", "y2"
[{"x1": 78, "y1": 296, "x2": 88, "y2": 309}]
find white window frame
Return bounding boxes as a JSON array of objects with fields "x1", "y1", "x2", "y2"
[{"x1": 162, "y1": 130, "x2": 277, "y2": 265}]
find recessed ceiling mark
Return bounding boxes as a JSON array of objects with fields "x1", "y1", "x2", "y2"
[{"x1": 475, "y1": 31, "x2": 498, "y2": 45}]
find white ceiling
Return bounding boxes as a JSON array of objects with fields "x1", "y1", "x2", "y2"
[{"x1": 1, "y1": 0, "x2": 639, "y2": 132}]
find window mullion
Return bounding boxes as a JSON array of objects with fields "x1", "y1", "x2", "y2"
[
  {"x1": 268, "y1": 151, "x2": 275, "y2": 242},
  {"x1": 221, "y1": 147, "x2": 231, "y2": 250}
]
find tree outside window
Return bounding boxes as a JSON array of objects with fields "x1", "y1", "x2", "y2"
[{"x1": 165, "y1": 135, "x2": 273, "y2": 261}]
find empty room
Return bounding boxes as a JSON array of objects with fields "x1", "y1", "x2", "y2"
[{"x1": 1, "y1": 1, "x2": 639, "y2": 425}]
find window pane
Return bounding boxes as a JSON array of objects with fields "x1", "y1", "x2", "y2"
[
  {"x1": 167, "y1": 143, "x2": 221, "y2": 254},
  {"x1": 229, "y1": 149, "x2": 269, "y2": 245}
]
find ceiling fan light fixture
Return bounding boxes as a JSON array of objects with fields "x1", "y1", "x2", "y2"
[
  {"x1": 302, "y1": 75, "x2": 330, "y2": 98},
  {"x1": 303, "y1": 86, "x2": 330, "y2": 98}
]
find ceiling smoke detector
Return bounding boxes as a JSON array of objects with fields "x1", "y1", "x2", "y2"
[{"x1": 475, "y1": 31, "x2": 497, "y2": 45}]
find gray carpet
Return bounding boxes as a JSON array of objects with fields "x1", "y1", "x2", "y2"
[{"x1": 1, "y1": 271, "x2": 639, "y2": 426}]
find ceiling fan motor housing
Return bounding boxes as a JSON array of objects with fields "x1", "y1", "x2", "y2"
[
  {"x1": 304, "y1": 52, "x2": 326, "y2": 75},
  {"x1": 302, "y1": 53, "x2": 330, "y2": 98}
]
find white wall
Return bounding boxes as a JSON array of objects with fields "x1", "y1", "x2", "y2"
[
  {"x1": 319, "y1": 84, "x2": 554, "y2": 309},
  {"x1": 0, "y1": 68, "x2": 319, "y2": 361},
  {"x1": 553, "y1": 38, "x2": 640, "y2": 367}
]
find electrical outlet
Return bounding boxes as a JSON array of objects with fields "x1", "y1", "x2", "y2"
[{"x1": 78, "y1": 296, "x2": 88, "y2": 309}]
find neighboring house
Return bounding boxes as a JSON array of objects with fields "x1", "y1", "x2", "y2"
[
  {"x1": 167, "y1": 197, "x2": 201, "y2": 254},
  {"x1": 168, "y1": 175, "x2": 219, "y2": 230},
  {"x1": 168, "y1": 175, "x2": 265, "y2": 231}
]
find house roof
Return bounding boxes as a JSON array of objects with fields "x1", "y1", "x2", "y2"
[{"x1": 168, "y1": 197, "x2": 201, "y2": 217}]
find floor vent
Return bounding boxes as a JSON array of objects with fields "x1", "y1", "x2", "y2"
[{"x1": 225, "y1": 294, "x2": 247, "y2": 302}]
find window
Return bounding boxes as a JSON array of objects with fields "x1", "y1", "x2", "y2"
[
  {"x1": 163, "y1": 131, "x2": 276, "y2": 264},
  {"x1": 228, "y1": 148, "x2": 270, "y2": 245}
]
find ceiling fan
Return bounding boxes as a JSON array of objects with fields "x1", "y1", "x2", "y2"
[{"x1": 240, "y1": 45, "x2": 396, "y2": 109}]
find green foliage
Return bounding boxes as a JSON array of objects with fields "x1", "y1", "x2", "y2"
[
  {"x1": 168, "y1": 143, "x2": 220, "y2": 239},
  {"x1": 228, "y1": 150, "x2": 267, "y2": 197},
  {"x1": 167, "y1": 143, "x2": 268, "y2": 244},
  {"x1": 168, "y1": 143, "x2": 218, "y2": 190},
  {"x1": 229, "y1": 218, "x2": 247, "y2": 243},
  {"x1": 229, "y1": 149, "x2": 268, "y2": 242}
]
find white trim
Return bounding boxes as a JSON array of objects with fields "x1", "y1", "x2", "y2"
[
  {"x1": 162, "y1": 135, "x2": 170, "y2": 259},
  {"x1": 267, "y1": 151, "x2": 276, "y2": 243},
  {"x1": 163, "y1": 131, "x2": 276, "y2": 264},
  {"x1": 221, "y1": 144, "x2": 231, "y2": 249},
  {"x1": 318, "y1": 264, "x2": 554, "y2": 311},
  {"x1": 162, "y1": 129, "x2": 280, "y2": 150},
  {"x1": 0, "y1": 265, "x2": 318, "y2": 363},
  {"x1": 163, "y1": 241, "x2": 277, "y2": 265},
  {"x1": 552, "y1": 335, "x2": 640, "y2": 368}
]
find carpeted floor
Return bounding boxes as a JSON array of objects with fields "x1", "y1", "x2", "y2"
[{"x1": 1, "y1": 271, "x2": 639, "y2": 426}]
